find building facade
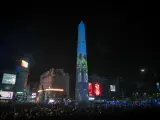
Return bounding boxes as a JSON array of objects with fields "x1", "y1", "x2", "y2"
[
  {"x1": 39, "y1": 69, "x2": 53, "y2": 89},
  {"x1": 89, "y1": 75, "x2": 157, "y2": 99},
  {"x1": 15, "y1": 65, "x2": 29, "y2": 93},
  {"x1": 39, "y1": 68, "x2": 70, "y2": 96}
]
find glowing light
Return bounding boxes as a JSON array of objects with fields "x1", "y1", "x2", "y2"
[
  {"x1": 88, "y1": 97, "x2": 95, "y2": 101},
  {"x1": 0, "y1": 91, "x2": 13, "y2": 99},
  {"x1": 94, "y1": 82, "x2": 101, "y2": 96},
  {"x1": 49, "y1": 99, "x2": 55, "y2": 103},
  {"x1": 88, "y1": 83, "x2": 93, "y2": 96},
  {"x1": 2, "y1": 73, "x2": 16, "y2": 85},
  {"x1": 38, "y1": 88, "x2": 64, "y2": 92},
  {"x1": 110, "y1": 85, "x2": 116, "y2": 92},
  {"x1": 140, "y1": 69, "x2": 145, "y2": 72},
  {"x1": 16, "y1": 92, "x2": 23, "y2": 94},
  {"x1": 156, "y1": 82, "x2": 159, "y2": 86},
  {"x1": 21, "y1": 60, "x2": 28, "y2": 68},
  {"x1": 31, "y1": 93, "x2": 36, "y2": 98}
]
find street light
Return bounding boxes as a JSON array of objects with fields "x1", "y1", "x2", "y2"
[{"x1": 140, "y1": 69, "x2": 145, "y2": 73}]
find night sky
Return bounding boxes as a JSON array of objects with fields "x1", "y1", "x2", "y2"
[{"x1": 0, "y1": 4, "x2": 160, "y2": 88}]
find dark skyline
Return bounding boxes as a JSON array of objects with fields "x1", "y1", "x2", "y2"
[{"x1": 0, "y1": 4, "x2": 160, "y2": 85}]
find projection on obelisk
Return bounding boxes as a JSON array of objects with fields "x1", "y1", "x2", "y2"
[{"x1": 75, "y1": 21, "x2": 88, "y2": 102}]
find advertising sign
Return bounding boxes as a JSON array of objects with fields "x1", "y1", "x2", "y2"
[
  {"x1": 2, "y1": 73, "x2": 16, "y2": 85},
  {"x1": 0, "y1": 91, "x2": 13, "y2": 99},
  {"x1": 21, "y1": 60, "x2": 28, "y2": 68},
  {"x1": 93, "y1": 82, "x2": 101, "y2": 96},
  {"x1": 88, "y1": 83, "x2": 93, "y2": 96},
  {"x1": 110, "y1": 85, "x2": 116, "y2": 92}
]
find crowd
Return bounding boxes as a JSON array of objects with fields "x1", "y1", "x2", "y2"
[{"x1": 0, "y1": 100, "x2": 160, "y2": 119}]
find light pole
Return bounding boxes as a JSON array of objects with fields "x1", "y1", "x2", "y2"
[
  {"x1": 138, "y1": 68, "x2": 147, "y2": 94},
  {"x1": 140, "y1": 68, "x2": 147, "y2": 81}
]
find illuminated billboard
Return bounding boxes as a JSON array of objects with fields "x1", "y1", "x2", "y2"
[
  {"x1": 110, "y1": 85, "x2": 116, "y2": 92},
  {"x1": 21, "y1": 60, "x2": 28, "y2": 68},
  {"x1": 93, "y1": 82, "x2": 101, "y2": 96},
  {"x1": 88, "y1": 82, "x2": 102, "y2": 96},
  {"x1": 0, "y1": 91, "x2": 13, "y2": 99},
  {"x1": 88, "y1": 83, "x2": 93, "y2": 96},
  {"x1": 2, "y1": 73, "x2": 16, "y2": 85}
]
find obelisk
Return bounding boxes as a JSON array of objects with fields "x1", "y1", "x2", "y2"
[{"x1": 75, "y1": 21, "x2": 88, "y2": 102}]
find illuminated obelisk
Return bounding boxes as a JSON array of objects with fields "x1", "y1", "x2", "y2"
[{"x1": 75, "y1": 21, "x2": 88, "y2": 102}]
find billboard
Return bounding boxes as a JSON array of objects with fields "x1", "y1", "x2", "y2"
[
  {"x1": 93, "y1": 82, "x2": 101, "y2": 96},
  {"x1": 88, "y1": 82, "x2": 102, "y2": 96},
  {"x1": 88, "y1": 83, "x2": 93, "y2": 96},
  {"x1": 110, "y1": 85, "x2": 116, "y2": 92},
  {"x1": 0, "y1": 91, "x2": 14, "y2": 99},
  {"x1": 2, "y1": 73, "x2": 16, "y2": 85},
  {"x1": 21, "y1": 60, "x2": 28, "y2": 68}
]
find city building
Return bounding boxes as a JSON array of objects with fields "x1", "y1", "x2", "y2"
[
  {"x1": 0, "y1": 59, "x2": 29, "y2": 101},
  {"x1": 15, "y1": 59, "x2": 29, "y2": 93},
  {"x1": 88, "y1": 75, "x2": 121, "y2": 99},
  {"x1": 89, "y1": 75, "x2": 157, "y2": 99},
  {"x1": 38, "y1": 68, "x2": 70, "y2": 97}
]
